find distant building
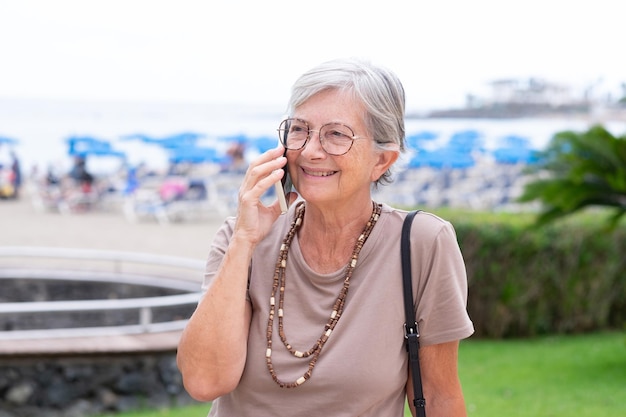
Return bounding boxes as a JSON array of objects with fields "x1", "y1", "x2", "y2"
[
  {"x1": 428, "y1": 77, "x2": 590, "y2": 119},
  {"x1": 485, "y1": 78, "x2": 575, "y2": 107}
]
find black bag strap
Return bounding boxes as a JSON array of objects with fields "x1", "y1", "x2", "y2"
[{"x1": 401, "y1": 210, "x2": 426, "y2": 417}]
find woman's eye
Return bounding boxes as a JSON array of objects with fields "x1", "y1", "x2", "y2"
[{"x1": 327, "y1": 129, "x2": 350, "y2": 139}]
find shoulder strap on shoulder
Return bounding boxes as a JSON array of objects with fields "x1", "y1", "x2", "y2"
[
  {"x1": 401, "y1": 210, "x2": 419, "y2": 332},
  {"x1": 401, "y1": 210, "x2": 426, "y2": 416}
]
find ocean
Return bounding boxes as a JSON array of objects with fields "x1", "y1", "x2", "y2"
[{"x1": 1, "y1": 98, "x2": 625, "y2": 177}]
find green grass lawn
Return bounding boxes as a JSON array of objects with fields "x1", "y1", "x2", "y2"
[
  {"x1": 96, "y1": 331, "x2": 626, "y2": 417},
  {"x1": 460, "y1": 331, "x2": 626, "y2": 417}
]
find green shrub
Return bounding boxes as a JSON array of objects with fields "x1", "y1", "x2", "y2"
[{"x1": 434, "y1": 209, "x2": 626, "y2": 338}]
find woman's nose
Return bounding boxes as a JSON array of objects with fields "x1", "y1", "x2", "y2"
[{"x1": 302, "y1": 130, "x2": 326, "y2": 156}]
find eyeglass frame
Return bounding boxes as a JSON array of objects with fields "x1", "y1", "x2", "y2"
[{"x1": 277, "y1": 117, "x2": 369, "y2": 156}]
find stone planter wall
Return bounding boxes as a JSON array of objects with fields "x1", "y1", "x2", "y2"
[{"x1": 0, "y1": 352, "x2": 199, "y2": 417}]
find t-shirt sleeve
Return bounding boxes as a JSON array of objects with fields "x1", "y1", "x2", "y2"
[
  {"x1": 201, "y1": 217, "x2": 236, "y2": 293},
  {"x1": 412, "y1": 215, "x2": 474, "y2": 346}
]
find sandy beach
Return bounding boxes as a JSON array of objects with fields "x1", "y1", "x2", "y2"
[{"x1": 0, "y1": 186, "x2": 229, "y2": 262}]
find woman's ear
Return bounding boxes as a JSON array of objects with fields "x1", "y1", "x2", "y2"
[{"x1": 371, "y1": 149, "x2": 399, "y2": 182}]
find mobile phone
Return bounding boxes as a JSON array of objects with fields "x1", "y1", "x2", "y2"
[{"x1": 274, "y1": 149, "x2": 292, "y2": 213}]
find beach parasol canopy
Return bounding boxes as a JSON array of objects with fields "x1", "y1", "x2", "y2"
[
  {"x1": 66, "y1": 136, "x2": 126, "y2": 158},
  {"x1": 492, "y1": 135, "x2": 538, "y2": 164},
  {"x1": 0, "y1": 136, "x2": 19, "y2": 145},
  {"x1": 167, "y1": 146, "x2": 230, "y2": 164},
  {"x1": 218, "y1": 133, "x2": 278, "y2": 154},
  {"x1": 448, "y1": 130, "x2": 484, "y2": 152},
  {"x1": 408, "y1": 148, "x2": 475, "y2": 169},
  {"x1": 219, "y1": 133, "x2": 249, "y2": 144},
  {"x1": 406, "y1": 131, "x2": 438, "y2": 150},
  {"x1": 121, "y1": 132, "x2": 205, "y2": 149},
  {"x1": 248, "y1": 136, "x2": 276, "y2": 153}
]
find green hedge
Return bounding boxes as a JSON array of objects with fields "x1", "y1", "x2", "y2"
[{"x1": 435, "y1": 209, "x2": 626, "y2": 338}]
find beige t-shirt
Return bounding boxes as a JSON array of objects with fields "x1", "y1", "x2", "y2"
[{"x1": 202, "y1": 203, "x2": 474, "y2": 417}]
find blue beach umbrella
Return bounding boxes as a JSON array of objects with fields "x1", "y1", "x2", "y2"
[
  {"x1": 66, "y1": 136, "x2": 126, "y2": 158},
  {"x1": 408, "y1": 148, "x2": 475, "y2": 169},
  {"x1": 121, "y1": 132, "x2": 205, "y2": 149},
  {"x1": 406, "y1": 131, "x2": 438, "y2": 150},
  {"x1": 492, "y1": 134, "x2": 538, "y2": 164},
  {"x1": 167, "y1": 146, "x2": 229, "y2": 164},
  {"x1": 120, "y1": 133, "x2": 154, "y2": 142},
  {"x1": 219, "y1": 133, "x2": 249, "y2": 144},
  {"x1": 249, "y1": 136, "x2": 276, "y2": 153},
  {"x1": 448, "y1": 130, "x2": 484, "y2": 152},
  {"x1": 67, "y1": 136, "x2": 112, "y2": 154},
  {"x1": 408, "y1": 150, "x2": 432, "y2": 168},
  {"x1": 500, "y1": 134, "x2": 530, "y2": 148},
  {"x1": 0, "y1": 136, "x2": 19, "y2": 145},
  {"x1": 159, "y1": 132, "x2": 205, "y2": 148},
  {"x1": 428, "y1": 148, "x2": 475, "y2": 169},
  {"x1": 493, "y1": 147, "x2": 539, "y2": 164}
]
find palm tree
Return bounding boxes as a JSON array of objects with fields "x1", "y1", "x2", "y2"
[{"x1": 517, "y1": 124, "x2": 626, "y2": 229}]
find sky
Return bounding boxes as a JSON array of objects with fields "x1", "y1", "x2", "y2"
[{"x1": 0, "y1": 0, "x2": 623, "y2": 113}]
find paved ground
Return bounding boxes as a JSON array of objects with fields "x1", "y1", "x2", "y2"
[{"x1": 0, "y1": 187, "x2": 228, "y2": 260}]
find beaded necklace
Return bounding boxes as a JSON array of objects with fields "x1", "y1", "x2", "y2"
[{"x1": 265, "y1": 200, "x2": 382, "y2": 388}]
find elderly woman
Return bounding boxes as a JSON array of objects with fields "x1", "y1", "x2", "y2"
[{"x1": 177, "y1": 58, "x2": 474, "y2": 416}]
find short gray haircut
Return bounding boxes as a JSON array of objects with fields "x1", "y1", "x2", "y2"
[{"x1": 287, "y1": 58, "x2": 406, "y2": 185}]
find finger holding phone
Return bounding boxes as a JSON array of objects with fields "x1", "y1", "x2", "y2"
[{"x1": 233, "y1": 145, "x2": 287, "y2": 245}]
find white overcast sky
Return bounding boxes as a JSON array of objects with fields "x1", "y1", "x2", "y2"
[{"x1": 0, "y1": 0, "x2": 623, "y2": 112}]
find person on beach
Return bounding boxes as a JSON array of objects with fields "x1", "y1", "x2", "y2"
[
  {"x1": 68, "y1": 156, "x2": 94, "y2": 190},
  {"x1": 177, "y1": 58, "x2": 474, "y2": 416},
  {"x1": 9, "y1": 151, "x2": 22, "y2": 198}
]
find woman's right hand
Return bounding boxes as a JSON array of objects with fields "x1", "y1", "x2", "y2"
[
  {"x1": 233, "y1": 145, "x2": 287, "y2": 245},
  {"x1": 178, "y1": 149, "x2": 287, "y2": 401}
]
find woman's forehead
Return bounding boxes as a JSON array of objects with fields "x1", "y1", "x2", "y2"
[{"x1": 293, "y1": 89, "x2": 367, "y2": 127}]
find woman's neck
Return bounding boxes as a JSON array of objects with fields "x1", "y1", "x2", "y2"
[{"x1": 297, "y1": 201, "x2": 375, "y2": 273}]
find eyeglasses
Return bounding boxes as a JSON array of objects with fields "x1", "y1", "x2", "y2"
[{"x1": 277, "y1": 118, "x2": 367, "y2": 156}]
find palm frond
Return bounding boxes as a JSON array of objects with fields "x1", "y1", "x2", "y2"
[{"x1": 518, "y1": 124, "x2": 626, "y2": 230}]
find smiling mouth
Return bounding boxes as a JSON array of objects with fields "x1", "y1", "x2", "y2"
[{"x1": 303, "y1": 169, "x2": 337, "y2": 177}]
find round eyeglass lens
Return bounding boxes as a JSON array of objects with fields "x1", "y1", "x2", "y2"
[
  {"x1": 278, "y1": 119, "x2": 308, "y2": 150},
  {"x1": 320, "y1": 124, "x2": 355, "y2": 155}
]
